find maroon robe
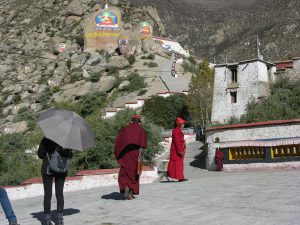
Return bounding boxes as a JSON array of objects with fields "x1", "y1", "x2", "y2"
[
  {"x1": 114, "y1": 122, "x2": 147, "y2": 195},
  {"x1": 167, "y1": 126, "x2": 186, "y2": 180},
  {"x1": 215, "y1": 149, "x2": 224, "y2": 171}
]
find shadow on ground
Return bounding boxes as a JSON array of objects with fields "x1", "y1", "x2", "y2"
[
  {"x1": 101, "y1": 192, "x2": 125, "y2": 201},
  {"x1": 31, "y1": 208, "x2": 80, "y2": 225},
  {"x1": 160, "y1": 180, "x2": 178, "y2": 183},
  {"x1": 190, "y1": 145, "x2": 206, "y2": 169}
]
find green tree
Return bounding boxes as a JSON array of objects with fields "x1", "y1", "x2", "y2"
[
  {"x1": 239, "y1": 76, "x2": 300, "y2": 123},
  {"x1": 142, "y1": 94, "x2": 189, "y2": 129},
  {"x1": 187, "y1": 60, "x2": 214, "y2": 127}
]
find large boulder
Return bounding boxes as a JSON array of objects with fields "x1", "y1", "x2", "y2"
[
  {"x1": 118, "y1": 80, "x2": 130, "y2": 90},
  {"x1": 67, "y1": 0, "x2": 87, "y2": 16},
  {"x1": 65, "y1": 16, "x2": 82, "y2": 26},
  {"x1": 142, "y1": 39, "x2": 163, "y2": 53},
  {"x1": 70, "y1": 52, "x2": 89, "y2": 70},
  {"x1": 118, "y1": 30, "x2": 142, "y2": 55},
  {"x1": 85, "y1": 52, "x2": 105, "y2": 66},
  {"x1": 107, "y1": 56, "x2": 129, "y2": 69},
  {"x1": 92, "y1": 76, "x2": 116, "y2": 92},
  {"x1": 1, "y1": 121, "x2": 29, "y2": 134}
]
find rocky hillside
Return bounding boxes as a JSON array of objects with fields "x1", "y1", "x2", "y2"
[
  {"x1": 129, "y1": 0, "x2": 300, "y2": 62},
  {"x1": 0, "y1": 0, "x2": 193, "y2": 133}
]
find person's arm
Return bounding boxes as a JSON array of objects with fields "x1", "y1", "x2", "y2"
[
  {"x1": 172, "y1": 129, "x2": 185, "y2": 156},
  {"x1": 37, "y1": 137, "x2": 47, "y2": 159}
]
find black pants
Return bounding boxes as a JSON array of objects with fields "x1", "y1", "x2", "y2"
[{"x1": 42, "y1": 173, "x2": 66, "y2": 214}]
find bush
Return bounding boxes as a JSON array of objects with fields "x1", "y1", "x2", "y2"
[
  {"x1": 78, "y1": 91, "x2": 108, "y2": 117},
  {"x1": 141, "y1": 54, "x2": 155, "y2": 60},
  {"x1": 147, "y1": 62, "x2": 158, "y2": 68},
  {"x1": 88, "y1": 72, "x2": 101, "y2": 83},
  {"x1": 12, "y1": 94, "x2": 21, "y2": 104},
  {"x1": 214, "y1": 76, "x2": 300, "y2": 127},
  {"x1": 0, "y1": 134, "x2": 41, "y2": 185},
  {"x1": 75, "y1": 35, "x2": 84, "y2": 48},
  {"x1": 51, "y1": 86, "x2": 60, "y2": 93},
  {"x1": 70, "y1": 70, "x2": 82, "y2": 83},
  {"x1": 121, "y1": 73, "x2": 146, "y2": 92},
  {"x1": 72, "y1": 109, "x2": 163, "y2": 170},
  {"x1": 126, "y1": 55, "x2": 136, "y2": 65},
  {"x1": 12, "y1": 108, "x2": 38, "y2": 131},
  {"x1": 142, "y1": 94, "x2": 189, "y2": 129}
]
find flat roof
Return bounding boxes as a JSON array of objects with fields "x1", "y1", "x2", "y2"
[
  {"x1": 215, "y1": 58, "x2": 274, "y2": 68},
  {"x1": 207, "y1": 119, "x2": 300, "y2": 132}
]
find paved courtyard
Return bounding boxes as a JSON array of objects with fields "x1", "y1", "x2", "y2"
[{"x1": 5, "y1": 142, "x2": 300, "y2": 225}]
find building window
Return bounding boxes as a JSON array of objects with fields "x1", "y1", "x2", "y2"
[
  {"x1": 231, "y1": 68, "x2": 237, "y2": 83},
  {"x1": 230, "y1": 91, "x2": 237, "y2": 103}
]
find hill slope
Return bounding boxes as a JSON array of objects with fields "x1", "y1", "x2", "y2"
[{"x1": 130, "y1": 0, "x2": 300, "y2": 62}]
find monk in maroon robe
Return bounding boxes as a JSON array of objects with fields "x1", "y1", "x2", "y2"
[
  {"x1": 167, "y1": 117, "x2": 188, "y2": 182},
  {"x1": 215, "y1": 149, "x2": 224, "y2": 171},
  {"x1": 114, "y1": 115, "x2": 147, "y2": 200}
]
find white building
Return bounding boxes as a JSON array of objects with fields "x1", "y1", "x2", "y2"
[
  {"x1": 152, "y1": 36, "x2": 189, "y2": 58},
  {"x1": 211, "y1": 59, "x2": 276, "y2": 123}
]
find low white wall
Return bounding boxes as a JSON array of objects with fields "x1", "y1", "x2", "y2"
[{"x1": 206, "y1": 120, "x2": 300, "y2": 170}]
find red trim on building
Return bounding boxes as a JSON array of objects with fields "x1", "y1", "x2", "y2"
[
  {"x1": 207, "y1": 119, "x2": 300, "y2": 132},
  {"x1": 275, "y1": 60, "x2": 294, "y2": 70}
]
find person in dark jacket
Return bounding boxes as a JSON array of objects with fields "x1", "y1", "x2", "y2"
[{"x1": 38, "y1": 137, "x2": 72, "y2": 225}]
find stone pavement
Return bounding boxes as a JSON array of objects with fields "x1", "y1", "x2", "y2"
[{"x1": 5, "y1": 141, "x2": 300, "y2": 225}]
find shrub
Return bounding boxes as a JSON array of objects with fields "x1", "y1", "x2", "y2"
[
  {"x1": 51, "y1": 86, "x2": 60, "y2": 93},
  {"x1": 72, "y1": 109, "x2": 163, "y2": 170},
  {"x1": 70, "y1": 70, "x2": 82, "y2": 83},
  {"x1": 0, "y1": 134, "x2": 41, "y2": 186},
  {"x1": 142, "y1": 94, "x2": 189, "y2": 129},
  {"x1": 147, "y1": 62, "x2": 158, "y2": 68},
  {"x1": 12, "y1": 108, "x2": 38, "y2": 131},
  {"x1": 12, "y1": 94, "x2": 21, "y2": 104},
  {"x1": 138, "y1": 89, "x2": 147, "y2": 96},
  {"x1": 75, "y1": 35, "x2": 84, "y2": 48},
  {"x1": 126, "y1": 55, "x2": 136, "y2": 65},
  {"x1": 122, "y1": 73, "x2": 146, "y2": 92},
  {"x1": 141, "y1": 54, "x2": 155, "y2": 60},
  {"x1": 78, "y1": 91, "x2": 108, "y2": 117},
  {"x1": 88, "y1": 72, "x2": 101, "y2": 83}
]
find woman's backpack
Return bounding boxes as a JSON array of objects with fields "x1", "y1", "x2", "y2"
[{"x1": 47, "y1": 146, "x2": 71, "y2": 174}]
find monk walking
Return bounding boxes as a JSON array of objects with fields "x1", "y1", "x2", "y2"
[
  {"x1": 114, "y1": 115, "x2": 147, "y2": 200},
  {"x1": 167, "y1": 117, "x2": 188, "y2": 182}
]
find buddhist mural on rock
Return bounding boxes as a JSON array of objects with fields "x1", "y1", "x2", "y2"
[
  {"x1": 139, "y1": 22, "x2": 152, "y2": 39},
  {"x1": 95, "y1": 11, "x2": 120, "y2": 31},
  {"x1": 84, "y1": 6, "x2": 122, "y2": 52}
]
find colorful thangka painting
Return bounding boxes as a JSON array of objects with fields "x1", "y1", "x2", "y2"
[
  {"x1": 118, "y1": 36, "x2": 128, "y2": 49},
  {"x1": 95, "y1": 11, "x2": 120, "y2": 30},
  {"x1": 139, "y1": 22, "x2": 152, "y2": 36}
]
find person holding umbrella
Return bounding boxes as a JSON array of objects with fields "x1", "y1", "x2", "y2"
[
  {"x1": 38, "y1": 138, "x2": 72, "y2": 225},
  {"x1": 37, "y1": 109, "x2": 95, "y2": 225},
  {"x1": 167, "y1": 117, "x2": 188, "y2": 182},
  {"x1": 114, "y1": 115, "x2": 147, "y2": 200}
]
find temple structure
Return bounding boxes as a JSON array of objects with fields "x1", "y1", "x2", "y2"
[{"x1": 211, "y1": 59, "x2": 276, "y2": 123}]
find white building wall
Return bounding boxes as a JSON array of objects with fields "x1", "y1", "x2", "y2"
[
  {"x1": 211, "y1": 61, "x2": 272, "y2": 123},
  {"x1": 293, "y1": 57, "x2": 300, "y2": 72},
  {"x1": 206, "y1": 122, "x2": 300, "y2": 170}
]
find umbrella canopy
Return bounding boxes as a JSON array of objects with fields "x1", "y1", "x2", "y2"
[{"x1": 38, "y1": 109, "x2": 95, "y2": 151}]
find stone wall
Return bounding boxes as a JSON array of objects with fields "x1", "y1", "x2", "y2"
[{"x1": 205, "y1": 120, "x2": 300, "y2": 170}]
